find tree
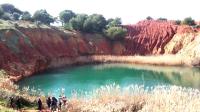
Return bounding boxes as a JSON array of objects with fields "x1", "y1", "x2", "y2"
[
  {"x1": 182, "y1": 17, "x2": 196, "y2": 26},
  {"x1": 83, "y1": 14, "x2": 107, "y2": 33},
  {"x1": 107, "y1": 18, "x2": 114, "y2": 24},
  {"x1": 175, "y1": 20, "x2": 181, "y2": 25},
  {"x1": 33, "y1": 9, "x2": 54, "y2": 25},
  {"x1": 107, "y1": 17, "x2": 122, "y2": 27},
  {"x1": 0, "y1": 7, "x2": 4, "y2": 18},
  {"x1": 146, "y1": 16, "x2": 153, "y2": 20},
  {"x1": 0, "y1": 4, "x2": 23, "y2": 21},
  {"x1": 1, "y1": 13, "x2": 12, "y2": 20},
  {"x1": 12, "y1": 12, "x2": 20, "y2": 20},
  {"x1": 63, "y1": 23, "x2": 73, "y2": 30},
  {"x1": 0, "y1": 3, "x2": 15, "y2": 13},
  {"x1": 59, "y1": 10, "x2": 75, "y2": 24},
  {"x1": 21, "y1": 11, "x2": 32, "y2": 21},
  {"x1": 105, "y1": 27, "x2": 127, "y2": 40},
  {"x1": 69, "y1": 14, "x2": 88, "y2": 31}
]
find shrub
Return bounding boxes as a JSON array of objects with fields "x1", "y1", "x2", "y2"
[
  {"x1": 64, "y1": 22, "x2": 73, "y2": 30},
  {"x1": 83, "y1": 14, "x2": 107, "y2": 33},
  {"x1": 107, "y1": 17, "x2": 122, "y2": 28},
  {"x1": 1, "y1": 13, "x2": 12, "y2": 20},
  {"x1": 146, "y1": 16, "x2": 153, "y2": 20},
  {"x1": 0, "y1": 3, "x2": 22, "y2": 16},
  {"x1": 0, "y1": 7, "x2": 4, "y2": 18},
  {"x1": 0, "y1": 4, "x2": 15, "y2": 13},
  {"x1": 175, "y1": 20, "x2": 181, "y2": 25},
  {"x1": 59, "y1": 10, "x2": 75, "y2": 24},
  {"x1": 182, "y1": 17, "x2": 196, "y2": 26},
  {"x1": 69, "y1": 14, "x2": 88, "y2": 31},
  {"x1": 21, "y1": 11, "x2": 32, "y2": 21},
  {"x1": 105, "y1": 26, "x2": 127, "y2": 40},
  {"x1": 12, "y1": 12, "x2": 20, "y2": 20},
  {"x1": 33, "y1": 9, "x2": 54, "y2": 25}
]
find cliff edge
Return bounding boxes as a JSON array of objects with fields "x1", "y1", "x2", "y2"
[{"x1": 0, "y1": 20, "x2": 200, "y2": 81}]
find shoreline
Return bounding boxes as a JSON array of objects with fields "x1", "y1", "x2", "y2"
[{"x1": 9, "y1": 54, "x2": 198, "y2": 82}]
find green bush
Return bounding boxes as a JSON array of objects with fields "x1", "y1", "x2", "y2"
[
  {"x1": 1, "y1": 13, "x2": 12, "y2": 20},
  {"x1": 83, "y1": 14, "x2": 107, "y2": 33},
  {"x1": 12, "y1": 12, "x2": 20, "y2": 20},
  {"x1": 21, "y1": 11, "x2": 32, "y2": 21},
  {"x1": 69, "y1": 14, "x2": 88, "y2": 31},
  {"x1": 182, "y1": 17, "x2": 196, "y2": 26},
  {"x1": 146, "y1": 16, "x2": 153, "y2": 20},
  {"x1": 33, "y1": 9, "x2": 54, "y2": 25},
  {"x1": 0, "y1": 4, "x2": 22, "y2": 20},
  {"x1": 64, "y1": 22, "x2": 73, "y2": 30},
  {"x1": 0, "y1": 4, "x2": 15, "y2": 13},
  {"x1": 175, "y1": 20, "x2": 181, "y2": 25},
  {"x1": 105, "y1": 27, "x2": 127, "y2": 40},
  {"x1": 107, "y1": 17, "x2": 122, "y2": 28},
  {"x1": 0, "y1": 7, "x2": 4, "y2": 18},
  {"x1": 59, "y1": 10, "x2": 75, "y2": 24}
]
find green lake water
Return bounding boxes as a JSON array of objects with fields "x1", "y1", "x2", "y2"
[{"x1": 17, "y1": 63, "x2": 200, "y2": 97}]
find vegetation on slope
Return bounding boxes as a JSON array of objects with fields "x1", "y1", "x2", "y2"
[
  {"x1": 0, "y1": 70, "x2": 38, "y2": 111},
  {"x1": 0, "y1": 2, "x2": 200, "y2": 112},
  {"x1": 0, "y1": 3, "x2": 127, "y2": 40}
]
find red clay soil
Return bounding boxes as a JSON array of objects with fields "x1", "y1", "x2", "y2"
[
  {"x1": 0, "y1": 20, "x2": 197, "y2": 81},
  {"x1": 124, "y1": 20, "x2": 178, "y2": 55}
]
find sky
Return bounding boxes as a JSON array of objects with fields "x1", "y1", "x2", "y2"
[{"x1": 0, "y1": 0, "x2": 200, "y2": 24}]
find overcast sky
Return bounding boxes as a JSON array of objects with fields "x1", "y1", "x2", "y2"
[{"x1": 0, "y1": 0, "x2": 200, "y2": 24}]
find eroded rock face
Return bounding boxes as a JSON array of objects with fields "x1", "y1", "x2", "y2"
[
  {"x1": 164, "y1": 25, "x2": 200, "y2": 66},
  {"x1": 124, "y1": 20, "x2": 178, "y2": 55},
  {"x1": 1, "y1": 20, "x2": 200, "y2": 80},
  {"x1": 0, "y1": 27, "x2": 114, "y2": 80},
  {"x1": 164, "y1": 26, "x2": 197, "y2": 54}
]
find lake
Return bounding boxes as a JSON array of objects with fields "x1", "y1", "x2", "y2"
[{"x1": 17, "y1": 63, "x2": 200, "y2": 97}]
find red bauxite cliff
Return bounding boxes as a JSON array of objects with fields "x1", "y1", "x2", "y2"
[
  {"x1": 124, "y1": 20, "x2": 178, "y2": 55},
  {"x1": 0, "y1": 20, "x2": 199, "y2": 80}
]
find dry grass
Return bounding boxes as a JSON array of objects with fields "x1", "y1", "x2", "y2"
[
  {"x1": 1, "y1": 69, "x2": 200, "y2": 111},
  {"x1": 75, "y1": 55, "x2": 199, "y2": 67},
  {"x1": 0, "y1": 70, "x2": 38, "y2": 110},
  {"x1": 65, "y1": 84, "x2": 200, "y2": 112},
  {"x1": 90, "y1": 55, "x2": 188, "y2": 66},
  {"x1": 0, "y1": 105, "x2": 15, "y2": 112}
]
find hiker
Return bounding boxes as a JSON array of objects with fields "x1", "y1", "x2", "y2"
[
  {"x1": 37, "y1": 97, "x2": 42, "y2": 111},
  {"x1": 51, "y1": 96, "x2": 58, "y2": 111},
  {"x1": 58, "y1": 97, "x2": 62, "y2": 111},
  {"x1": 16, "y1": 96, "x2": 21, "y2": 110},
  {"x1": 62, "y1": 96, "x2": 67, "y2": 106},
  {"x1": 46, "y1": 96, "x2": 51, "y2": 109},
  {"x1": 9, "y1": 96, "x2": 15, "y2": 109}
]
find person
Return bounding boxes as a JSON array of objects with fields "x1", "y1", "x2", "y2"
[
  {"x1": 61, "y1": 96, "x2": 69, "y2": 111},
  {"x1": 62, "y1": 96, "x2": 67, "y2": 106},
  {"x1": 37, "y1": 97, "x2": 42, "y2": 111},
  {"x1": 9, "y1": 96, "x2": 15, "y2": 109},
  {"x1": 51, "y1": 96, "x2": 58, "y2": 111},
  {"x1": 16, "y1": 96, "x2": 21, "y2": 110},
  {"x1": 46, "y1": 96, "x2": 51, "y2": 109},
  {"x1": 58, "y1": 98, "x2": 62, "y2": 111}
]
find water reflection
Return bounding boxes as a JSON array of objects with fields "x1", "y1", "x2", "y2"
[
  {"x1": 93, "y1": 63, "x2": 200, "y2": 89},
  {"x1": 18, "y1": 63, "x2": 200, "y2": 97}
]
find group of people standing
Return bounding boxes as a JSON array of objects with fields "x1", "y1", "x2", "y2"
[
  {"x1": 9, "y1": 96, "x2": 22, "y2": 110},
  {"x1": 38, "y1": 95, "x2": 68, "y2": 111}
]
